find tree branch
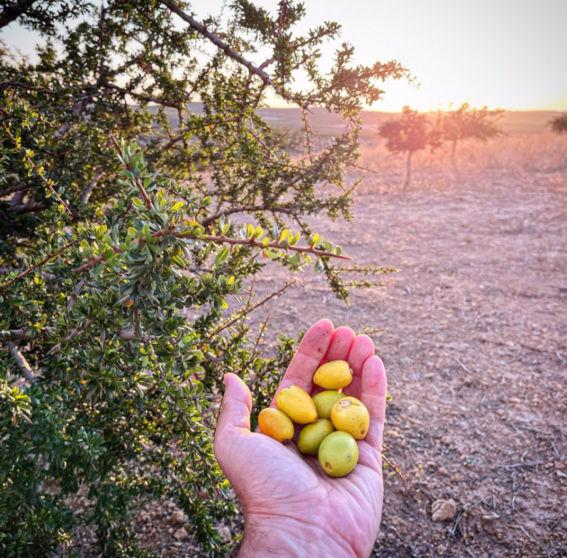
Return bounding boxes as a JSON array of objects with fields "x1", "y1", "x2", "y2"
[
  {"x1": 0, "y1": 0, "x2": 38, "y2": 29},
  {"x1": 162, "y1": 118, "x2": 238, "y2": 150},
  {"x1": 157, "y1": 0, "x2": 305, "y2": 107},
  {"x1": 8, "y1": 342, "x2": 36, "y2": 383},
  {"x1": 81, "y1": 168, "x2": 105, "y2": 204},
  {"x1": 72, "y1": 225, "x2": 350, "y2": 274},
  {"x1": 101, "y1": 81, "x2": 179, "y2": 108},
  {"x1": 110, "y1": 135, "x2": 155, "y2": 210},
  {"x1": 0, "y1": 240, "x2": 78, "y2": 291}
]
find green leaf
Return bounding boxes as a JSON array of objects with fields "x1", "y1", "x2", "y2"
[
  {"x1": 289, "y1": 252, "x2": 301, "y2": 265},
  {"x1": 215, "y1": 246, "x2": 230, "y2": 265},
  {"x1": 91, "y1": 262, "x2": 105, "y2": 277}
]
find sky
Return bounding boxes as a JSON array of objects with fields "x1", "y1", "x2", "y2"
[{"x1": 2, "y1": 0, "x2": 567, "y2": 112}]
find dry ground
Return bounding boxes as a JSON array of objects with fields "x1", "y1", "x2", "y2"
[
  {"x1": 241, "y1": 133, "x2": 567, "y2": 557},
  {"x1": 75, "y1": 133, "x2": 567, "y2": 557},
  {"x1": 235, "y1": 134, "x2": 567, "y2": 557}
]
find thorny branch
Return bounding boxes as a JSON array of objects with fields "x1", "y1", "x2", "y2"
[
  {"x1": 0, "y1": 240, "x2": 78, "y2": 291},
  {"x1": 157, "y1": 0, "x2": 306, "y2": 107},
  {"x1": 8, "y1": 342, "x2": 36, "y2": 383},
  {"x1": 72, "y1": 224, "x2": 351, "y2": 274}
]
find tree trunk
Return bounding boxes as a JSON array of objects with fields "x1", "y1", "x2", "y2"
[
  {"x1": 451, "y1": 139, "x2": 458, "y2": 170},
  {"x1": 404, "y1": 151, "x2": 412, "y2": 189}
]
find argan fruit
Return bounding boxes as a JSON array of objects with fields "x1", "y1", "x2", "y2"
[
  {"x1": 313, "y1": 360, "x2": 353, "y2": 390},
  {"x1": 297, "y1": 419, "x2": 335, "y2": 455},
  {"x1": 276, "y1": 386, "x2": 318, "y2": 424},
  {"x1": 330, "y1": 396, "x2": 370, "y2": 440},
  {"x1": 258, "y1": 408, "x2": 294, "y2": 443},
  {"x1": 318, "y1": 431, "x2": 359, "y2": 477},
  {"x1": 313, "y1": 390, "x2": 346, "y2": 420}
]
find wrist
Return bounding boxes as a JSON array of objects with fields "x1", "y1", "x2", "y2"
[{"x1": 238, "y1": 514, "x2": 359, "y2": 558}]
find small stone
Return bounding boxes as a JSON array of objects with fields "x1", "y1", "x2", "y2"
[
  {"x1": 173, "y1": 527, "x2": 188, "y2": 541},
  {"x1": 170, "y1": 510, "x2": 187, "y2": 525},
  {"x1": 431, "y1": 499, "x2": 457, "y2": 522},
  {"x1": 218, "y1": 525, "x2": 231, "y2": 542}
]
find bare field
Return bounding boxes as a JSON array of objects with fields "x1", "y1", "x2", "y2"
[{"x1": 248, "y1": 133, "x2": 567, "y2": 557}]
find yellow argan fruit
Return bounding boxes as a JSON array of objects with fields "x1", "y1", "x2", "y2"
[
  {"x1": 276, "y1": 386, "x2": 318, "y2": 424},
  {"x1": 297, "y1": 419, "x2": 335, "y2": 455},
  {"x1": 258, "y1": 408, "x2": 294, "y2": 443},
  {"x1": 330, "y1": 396, "x2": 370, "y2": 440},
  {"x1": 313, "y1": 390, "x2": 346, "y2": 420},
  {"x1": 313, "y1": 360, "x2": 353, "y2": 390},
  {"x1": 318, "y1": 431, "x2": 359, "y2": 477}
]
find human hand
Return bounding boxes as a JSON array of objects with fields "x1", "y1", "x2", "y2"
[{"x1": 214, "y1": 320, "x2": 387, "y2": 558}]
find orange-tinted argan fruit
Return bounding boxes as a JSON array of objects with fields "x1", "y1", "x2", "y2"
[{"x1": 258, "y1": 408, "x2": 294, "y2": 442}]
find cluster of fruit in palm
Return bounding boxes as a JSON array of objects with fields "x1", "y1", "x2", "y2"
[{"x1": 258, "y1": 360, "x2": 370, "y2": 477}]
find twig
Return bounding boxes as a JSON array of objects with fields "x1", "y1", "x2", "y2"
[
  {"x1": 47, "y1": 318, "x2": 95, "y2": 355},
  {"x1": 0, "y1": 240, "x2": 78, "y2": 290},
  {"x1": 101, "y1": 81, "x2": 179, "y2": 108},
  {"x1": 453, "y1": 356, "x2": 474, "y2": 374},
  {"x1": 162, "y1": 118, "x2": 238, "y2": 149},
  {"x1": 493, "y1": 461, "x2": 545, "y2": 469},
  {"x1": 382, "y1": 452, "x2": 407, "y2": 483},
  {"x1": 249, "y1": 313, "x2": 270, "y2": 366},
  {"x1": 109, "y1": 135, "x2": 155, "y2": 210},
  {"x1": 8, "y1": 343, "x2": 36, "y2": 383},
  {"x1": 201, "y1": 205, "x2": 297, "y2": 227},
  {"x1": 81, "y1": 168, "x2": 105, "y2": 204},
  {"x1": 349, "y1": 162, "x2": 381, "y2": 175},
  {"x1": 204, "y1": 281, "x2": 295, "y2": 342},
  {"x1": 1, "y1": 126, "x2": 73, "y2": 216}
]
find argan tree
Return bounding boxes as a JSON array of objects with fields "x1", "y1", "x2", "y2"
[
  {"x1": 437, "y1": 102, "x2": 503, "y2": 168},
  {"x1": 0, "y1": 0, "x2": 407, "y2": 555},
  {"x1": 378, "y1": 106, "x2": 431, "y2": 188},
  {"x1": 550, "y1": 113, "x2": 567, "y2": 134}
]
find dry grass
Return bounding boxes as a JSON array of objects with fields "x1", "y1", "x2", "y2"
[{"x1": 354, "y1": 132, "x2": 567, "y2": 194}]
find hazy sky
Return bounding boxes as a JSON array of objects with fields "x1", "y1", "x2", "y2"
[{"x1": 3, "y1": 0, "x2": 566, "y2": 111}]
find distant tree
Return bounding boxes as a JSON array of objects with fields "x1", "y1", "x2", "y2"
[
  {"x1": 549, "y1": 113, "x2": 567, "y2": 134},
  {"x1": 378, "y1": 106, "x2": 431, "y2": 188},
  {"x1": 437, "y1": 103, "x2": 503, "y2": 168}
]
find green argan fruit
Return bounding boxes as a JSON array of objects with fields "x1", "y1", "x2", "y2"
[
  {"x1": 297, "y1": 419, "x2": 335, "y2": 455},
  {"x1": 318, "y1": 431, "x2": 359, "y2": 477},
  {"x1": 313, "y1": 390, "x2": 346, "y2": 420}
]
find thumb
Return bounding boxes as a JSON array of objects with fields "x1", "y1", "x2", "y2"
[{"x1": 215, "y1": 373, "x2": 252, "y2": 444}]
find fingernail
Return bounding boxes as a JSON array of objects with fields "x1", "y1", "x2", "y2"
[{"x1": 223, "y1": 374, "x2": 228, "y2": 386}]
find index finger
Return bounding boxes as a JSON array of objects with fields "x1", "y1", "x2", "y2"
[{"x1": 270, "y1": 319, "x2": 334, "y2": 407}]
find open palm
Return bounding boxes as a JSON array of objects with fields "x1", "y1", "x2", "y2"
[{"x1": 214, "y1": 320, "x2": 387, "y2": 558}]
